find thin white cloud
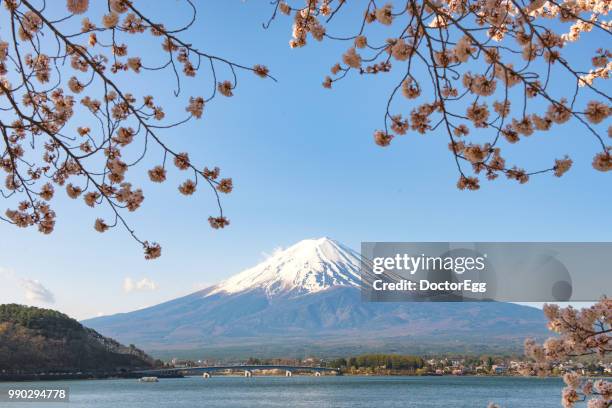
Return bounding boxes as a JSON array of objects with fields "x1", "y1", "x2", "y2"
[
  {"x1": 192, "y1": 282, "x2": 212, "y2": 291},
  {"x1": 20, "y1": 279, "x2": 55, "y2": 304},
  {"x1": 1, "y1": 267, "x2": 55, "y2": 304},
  {"x1": 261, "y1": 246, "x2": 284, "y2": 260},
  {"x1": 123, "y1": 277, "x2": 158, "y2": 293},
  {"x1": 0, "y1": 267, "x2": 15, "y2": 279}
]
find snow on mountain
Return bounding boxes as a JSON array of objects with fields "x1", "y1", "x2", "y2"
[
  {"x1": 206, "y1": 237, "x2": 361, "y2": 298},
  {"x1": 83, "y1": 237, "x2": 549, "y2": 356}
]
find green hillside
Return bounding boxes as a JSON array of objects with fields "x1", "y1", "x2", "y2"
[{"x1": 0, "y1": 304, "x2": 155, "y2": 374}]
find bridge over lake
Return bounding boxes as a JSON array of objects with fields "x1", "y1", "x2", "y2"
[{"x1": 135, "y1": 365, "x2": 340, "y2": 378}]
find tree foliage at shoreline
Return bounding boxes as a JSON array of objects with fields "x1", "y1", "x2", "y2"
[{"x1": 328, "y1": 353, "x2": 425, "y2": 371}]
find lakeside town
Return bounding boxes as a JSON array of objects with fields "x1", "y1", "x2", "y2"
[
  {"x1": 4, "y1": 352, "x2": 612, "y2": 382},
  {"x1": 165, "y1": 354, "x2": 612, "y2": 377},
  {"x1": 8, "y1": 356, "x2": 610, "y2": 382}
]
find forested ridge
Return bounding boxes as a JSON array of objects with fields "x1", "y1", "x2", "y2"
[{"x1": 0, "y1": 304, "x2": 155, "y2": 373}]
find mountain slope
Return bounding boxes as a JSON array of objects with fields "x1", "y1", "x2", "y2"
[
  {"x1": 84, "y1": 238, "x2": 549, "y2": 356},
  {"x1": 208, "y1": 237, "x2": 361, "y2": 297},
  {"x1": 0, "y1": 304, "x2": 155, "y2": 373}
]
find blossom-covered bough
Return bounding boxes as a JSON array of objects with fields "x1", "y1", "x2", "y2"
[
  {"x1": 267, "y1": 0, "x2": 610, "y2": 190},
  {"x1": 520, "y1": 299, "x2": 611, "y2": 408},
  {"x1": 0, "y1": 0, "x2": 273, "y2": 258},
  {"x1": 1, "y1": 0, "x2": 610, "y2": 259}
]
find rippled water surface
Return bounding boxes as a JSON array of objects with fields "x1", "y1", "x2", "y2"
[{"x1": 2, "y1": 376, "x2": 565, "y2": 407}]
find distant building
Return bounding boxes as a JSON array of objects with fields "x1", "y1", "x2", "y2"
[
  {"x1": 170, "y1": 358, "x2": 191, "y2": 368},
  {"x1": 492, "y1": 365, "x2": 507, "y2": 374}
]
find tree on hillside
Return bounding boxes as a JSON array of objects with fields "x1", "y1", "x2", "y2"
[
  {"x1": 0, "y1": 304, "x2": 155, "y2": 372},
  {"x1": 0, "y1": 0, "x2": 609, "y2": 257}
]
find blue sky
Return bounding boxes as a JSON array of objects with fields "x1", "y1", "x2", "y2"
[{"x1": 0, "y1": 1, "x2": 610, "y2": 319}]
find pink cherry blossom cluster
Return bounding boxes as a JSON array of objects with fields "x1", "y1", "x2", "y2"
[
  {"x1": 267, "y1": 0, "x2": 610, "y2": 189},
  {"x1": 0, "y1": 0, "x2": 273, "y2": 258},
  {"x1": 522, "y1": 299, "x2": 611, "y2": 408}
]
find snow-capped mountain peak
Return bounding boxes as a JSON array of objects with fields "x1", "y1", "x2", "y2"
[
  {"x1": 85, "y1": 237, "x2": 549, "y2": 353},
  {"x1": 207, "y1": 237, "x2": 361, "y2": 298}
]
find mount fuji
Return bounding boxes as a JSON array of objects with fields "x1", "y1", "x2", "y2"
[
  {"x1": 83, "y1": 238, "x2": 549, "y2": 358},
  {"x1": 207, "y1": 237, "x2": 361, "y2": 298}
]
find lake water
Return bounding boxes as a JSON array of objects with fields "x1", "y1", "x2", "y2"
[{"x1": 2, "y1": 376, "x2": 565, "y2": 407}]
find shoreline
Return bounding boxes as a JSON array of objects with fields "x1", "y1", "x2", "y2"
[
  {"x1": 0, "y1": 372, "x2": 183, "y2": 382},
  {"x1": 0, "y1": 373, "x2": 587, "y2": 382}
]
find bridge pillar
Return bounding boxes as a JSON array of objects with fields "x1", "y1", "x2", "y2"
[
  {"x1": 285, "y1": 370, "x2": 292, "y2": 377},
  {"x1": 202, "y1": 372, "x2": 211, "y2": 379},
  {"x1": 244, "y1": 370, "x2": 252, "y2": 377},
  {"x1": 314, "y1": 371, "x2": 322, "y2": 376}
]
